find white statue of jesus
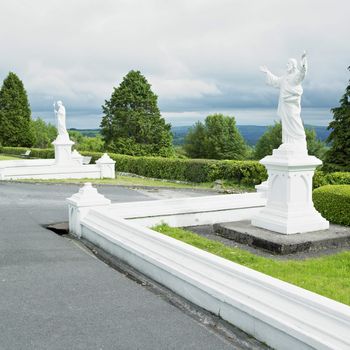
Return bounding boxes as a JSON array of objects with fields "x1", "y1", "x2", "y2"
[
  {"x1": 53, "y1": 101, "x2": 69, "y2": 139},
  {"x1": 260, "y1": 51, "x2": 308, "y2": 152}
]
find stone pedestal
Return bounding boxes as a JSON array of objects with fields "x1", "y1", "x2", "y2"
[
  {"x1": 96, "y1": 153, "x2": 116, "y2": 178},
  {"x1": 67, "y1": 182, "x2": 111, "y2": 237},
  {"x1": 52, "y1": 135, "x2": 75, "y2": 166},
  {"x1": 252, "y1": 145, "x2": 329, "y2": 234}
]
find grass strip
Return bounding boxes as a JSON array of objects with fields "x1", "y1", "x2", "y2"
[
  {"x1": 0, "y1": 154, "x2": 21, "y2": 160},
  {"x1": 153, "y1": 224, "x2": 350, "y2": 306},
  {"x1": 10, "y1": 175, "x2": 213, "y2": 189}
]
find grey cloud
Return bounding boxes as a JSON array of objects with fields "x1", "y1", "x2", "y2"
[{"x1": 0, "y1": 0, "x2": 349, "y2": 128}]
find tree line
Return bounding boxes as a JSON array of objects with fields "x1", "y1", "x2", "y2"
[{"x1": 0, "y1": 69, "x2": 349, "y2": 170}]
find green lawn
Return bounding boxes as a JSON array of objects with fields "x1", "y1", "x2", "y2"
[
  {"x1": 0, "y1": 153, "x2": 254, "y2": 192},
  {"x1": 17, "y1": 176, "x2": 255, "y2": 191},
  {"x1": 154, "y1": 224, "x2": 350, "y2": 306},
  {"x1": 0, "y1": 154, "x2": 21, "y2": 160},
  {"x1": 12, "y1": 174, "x2": 254, "y2": 191},
  {"x1": 13, "y1": 175, "x2": 215, "y2": 189}
]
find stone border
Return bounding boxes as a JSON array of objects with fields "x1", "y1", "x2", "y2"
[
  {"x1": 0, "y1": 153, "x2": 115, "y2": 180},
  {"x1": 215, "y1": 220, "x2": 350, "y2": 254},
  {"x1": 67, "y1": 184, "x2": 350, "y2": 350}
]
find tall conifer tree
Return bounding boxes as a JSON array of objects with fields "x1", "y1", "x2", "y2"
[
  {"x1": 101, "y1": 70, "x2": 173, "y2": 156},
  {"x1": 0, "y1": 72, "x2": 34, "y2": 147},
  {"x1": 324, "y1": 67, "x2": 350, "y2": 171}
]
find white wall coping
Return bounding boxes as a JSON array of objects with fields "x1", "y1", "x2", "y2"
[
  {"x1": 80, "y1": 209, "x2": 350, "y2": 350},
  {"x1": 103, "y1": 192, "x2": 265, "y2": 219},
  {"x1": 0, "y1": 158, "x2": 55, "y2": 169},
  {"x1": 0, "y1": 154, "x2": 114, "y2": 180}
]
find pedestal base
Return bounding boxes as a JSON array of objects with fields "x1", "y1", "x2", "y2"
[
  {"x1": 52, "y1": 136, "x2": 75, "y2": 166},
  {"x1": 252, "y1": 146, "x2": 329, "y2": 234},
  {"x1": 252, "y1": 207, "x2": 329, "y2": 234}
]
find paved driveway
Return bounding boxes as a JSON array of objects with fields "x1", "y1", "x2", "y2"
[{"x1": 0, "y1": 182, "x2": 265, "y2": 350}]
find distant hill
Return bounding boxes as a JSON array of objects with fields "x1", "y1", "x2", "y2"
[
  {"x1": 69, "y1": 128, "x2": 100, "y2": 137},
  {"x1": 70, "y1": 125, "x2": 331, "y2": 146},
  {"x1": 171, "y1": 125, "x2": 330, "y2": 146}
]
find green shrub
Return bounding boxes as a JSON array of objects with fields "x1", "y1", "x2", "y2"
[
  {"x1": 313, "y1": 171, "x2": 350, "y2": 189},
  {"x1": 1, "y1": 146, "x2": 54, "y2": 158},
  {"x1": 6, "y1": 146, "x2": 349, "y2": 188},
  {"x1": 1, "y1": 146, "x2": 29, "y2": 156},
  {"x1": 80, "y1": 151, "x2": 266, "y2": 185},
  {"x1": 313, "y1": 185, "x2": 350, "y2": 226},
  {"x1": 209, "y1": 160, "x2": 267, "y2": 185}
]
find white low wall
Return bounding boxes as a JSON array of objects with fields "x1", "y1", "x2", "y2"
[
  {"x1": 0, "y1": 163, "x2": 102, "y2": 180},
  {"x1": 0, "y1": 158, "x2": 54, "y2": 169},
  {"x1": 67, "y1": 185, "x2": 350, "y2": 350},
  {"x1": 0, "y1": 153, "x2": 115, "y2": 180},
  {"x1": 99, "y1": 192, "x2": 265, "y2": 227}
]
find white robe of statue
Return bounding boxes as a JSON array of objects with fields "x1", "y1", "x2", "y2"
[
  {"x1": 260, "y1": 52, "x2": 308, "y2": 151},
  {"x1": 53, "y1": 101, "x2": 69, "y2": 140}
]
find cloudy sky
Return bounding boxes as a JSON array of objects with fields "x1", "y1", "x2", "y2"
[{"x1": 0, "y1": 0, "x2": 349, "y2": 128}]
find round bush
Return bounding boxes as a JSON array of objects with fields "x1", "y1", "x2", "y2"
[{"x1": 313, "y1": 185, "x2": 350, "y2": 226}]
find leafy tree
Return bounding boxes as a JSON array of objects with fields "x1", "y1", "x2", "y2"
[
  {"x1": 77, "y1": 135, "x2": 105, "y2": 152},
  {"x1": 254, "y1": 121, "x2": 327, "y2": 160},
  {"x1": 324, "y1": 67, "x2": 350, "y2": 171},
  {"x1": 100, "y1": 70, "x2": 174, "y2": 157},
  {"x1": 68, "y1": 130, "x2": 84, "y2": 144},
  {"x1": 0, "y1": 72, "x2": 34, "y2": 146},
  {"x1": 68, "y1": 129, "x2": 105, "y2": 153},
  {"x1": 306, "y1": 128, "x2": 328, "y2": 160},
  {"x1": 253, "y1": 122, "x2": 282, "y2": 160},
  {"x1": 31, "y1": 118, "x2": 57, "y2": 148},
  {"x1": 183, "y1": 121, "x2": 207, "y2": 158},
  {"x1": 184, "y1": 114, "x2": 247, "y2": 160}
]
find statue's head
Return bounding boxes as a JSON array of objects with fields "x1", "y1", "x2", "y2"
[
  {"x1": 286, "y1": 58, "x2": 297, "y2": 73},
  {"x1": 57, "y1": 100, "x2": 63, "y2": 106}
]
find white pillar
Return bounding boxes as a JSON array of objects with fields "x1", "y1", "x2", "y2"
[
  {"x1": 96, "y1": 153, "x2": 116, "y2": 179},
  {"x1": 252, "y1": 146, "x2": 329, "y2": 234},
  {"x1": 67, "y1": 182, "x2": 111, "y2": 237}
]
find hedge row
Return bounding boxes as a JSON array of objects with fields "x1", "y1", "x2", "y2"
[
  {"x1": 80, "y1": 151, "x2": 268, "y2": 185},
  {"x1": 0, "y1": 146, "x2": 267, "y2": 185},
  {"x1": 313, "y1": 171, "x2": 350, "y2": 189},
  {"x1": 0, "y1": 146, "x2": 54, "y2": 159},
  {"x1": 2, "y1": 146, "x2": 350, "y2": 188},
  {"x1": 313, "y1": 185, "x2": 350, "y2": 226}
]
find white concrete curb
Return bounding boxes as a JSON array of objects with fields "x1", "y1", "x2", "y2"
[
  {"x1": 67, "y1": 184, "x2": 350, "y2": 350},
  {"x1": 0, "y1": 153, "x2": 115, "y2": 180}
]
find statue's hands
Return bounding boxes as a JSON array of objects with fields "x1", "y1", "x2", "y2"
[
  {"x1": 301, "y1": 50, "x2": 307, "y2": 60},
  {"x1": 260, "y1": 65, "x2": 269, "y2": 74}
]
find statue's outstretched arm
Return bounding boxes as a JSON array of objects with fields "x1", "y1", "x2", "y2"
[
  {"x1": 297, "y1": 51, "x2": 308, "y2": 82},
  {"x1": 260, "y1": 66, "x2": 281, "y2": 88}
]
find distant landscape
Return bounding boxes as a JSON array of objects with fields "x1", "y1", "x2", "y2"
[{"x1": 70, "y1": 125, "x2": 331, "y2": 146}]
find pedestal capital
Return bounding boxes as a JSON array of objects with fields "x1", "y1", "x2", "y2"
[
  {"x1": 260, "y1": 153, "x2": 322, "y2": 170},
  {"x1": 52, "y1": 134, "x2": 74, "y2": 145}
]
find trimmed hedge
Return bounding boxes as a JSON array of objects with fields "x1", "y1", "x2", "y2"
[
  {"x1": 313, "y1": 171, "x2": 350, "y2": 189},
  {"x1": 0, "y1": 146, "x2": 54, "y2": 159},
  {"x1": 0, "y1": 146, "x2": 267, "y2": 185},
  {"x1": 2, "y1": 146, "x2": 350, "y2": 188},
  {"x1": 79, "y1": 151, "x2": 267, "y2": 185},
  {"x1": 313, "y1": 185, "x2": 350, "y2": 226}
]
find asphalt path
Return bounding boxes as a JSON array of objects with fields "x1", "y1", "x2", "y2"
[{"x1": 0, "y1": 182, "x2": 265, "y2": 350}]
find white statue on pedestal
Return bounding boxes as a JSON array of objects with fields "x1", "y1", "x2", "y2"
[
  {"x1": 53, "y1": 101, "x2": 69, "y2": 140},
  {"x1": 260, "y1": 51, "x2": 308, "y2": 152},
  {"x1": 52, "y1": 100, "x2": 74, "y2": 165},
  {"x1": 252, "y1": 52, "x2": 329, "y2": 234}
]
